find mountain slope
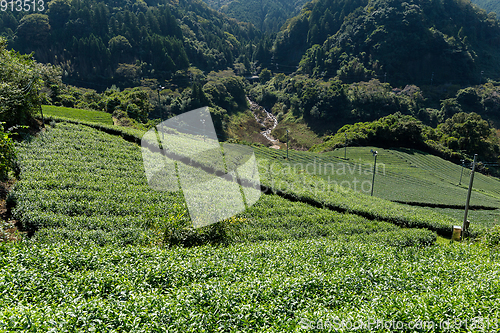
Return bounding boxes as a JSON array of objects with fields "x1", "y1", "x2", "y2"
[
  {"x1": 1, "y1": 0, "x2": 258, "y2": 88},
  {"x1": 201, "y1": 0, "x2": 309, "y2": 32},
  {"x1": 274, "y1": 0, "x2": 500, "y2": 86},
  {"x1": 471, "y1": 0, "x2": 500, "y2": 18}
]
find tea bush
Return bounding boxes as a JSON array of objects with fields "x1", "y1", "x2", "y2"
[
  {"x1": 0, "y1": 240, "x2": 499, "y2": 331},
  {"x1": 0, "y1": 123, "x2": 17, "y2": 181},
  {"x1": 5, "y1": 120, "x2": 500, "y2": 331}
]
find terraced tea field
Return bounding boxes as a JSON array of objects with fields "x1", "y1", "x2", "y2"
[
  {"x1": 253, "y1": 146, "x2": 500, "y2": 208},
  {"x1": 42, "y1": 105, "x2": 114, "y2": 125},
  {"x1": 253, "y1": 146, "x2": 500, "y2": 229},
  {"x1": 2, "y1": 238, "x2": 499, "y2": 331},
  {"x1": 2, "y1": 120, "x2": 500, "y2": 331}
]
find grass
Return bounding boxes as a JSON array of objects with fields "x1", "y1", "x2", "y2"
[
  {"x1": 4, "y1": 121, "x2": 500, "y2": 331},
  {"x1": 42, "y1": 105, "x2": 114, "y2": 125}
]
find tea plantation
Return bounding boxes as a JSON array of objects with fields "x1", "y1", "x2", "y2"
[
  {"x1": 42, "y1": 106, "x2": 114, "y2": 126},
  {"x1": 253, "y1": 146, "x2": 500, "y2": 229},
  {"x1": 2, "y1": 121, "x2": 500, "y2": 331}
]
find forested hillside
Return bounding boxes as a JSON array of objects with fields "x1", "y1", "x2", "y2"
[
  {"x1": 201, "y1": 0, "x2": 309, "y2": 32},
  {"x1": 0, "y1": 0, "x2": 258, "y2": 88},
  {"x1": 275, "y1": 0, "x2": 500, "y2": 86},
  {"x1": 3, "y1": 1, "x2": 500, "y2": 327},
  {"x1": 2, "y1": 0, "x2": 500, "y2": 162},
  {"x1": 472, "y1": 0, "x2": 500, "y2": 18}
]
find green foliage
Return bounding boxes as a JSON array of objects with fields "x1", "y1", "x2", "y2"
[
  {"x1": 13, "y1": 123, "x2": 175, "y2": 246},
  {"x1": 47, "y1": 0, "x2": 71, "y2": 29},
  {"x1": 274, "y1": 0, "x2": 369, "y2": 66},
  {"x1": 5, "y1": 113, "x2": 500, "y2": 330},
  {"x1": 14, "y1": 14, "x2": 51, "y2": 48},
  {"x1": 436, "y1": 112, "x2": 498, "y2": 159},
  {"x1": 202, "y1": 0, "x2": 309, "y2": 32},
  {"x1": 433, "y1": 208, "x2": 500, "y2": 230},
  {"x1": 256, "y1": 145, "x2": 500, "y2": 211},
  {"x1": 259, "y1": 68, "x2": 272, "y2": 83},
  {"x1": 257, "y1": 157, "x2": 465, "y2": 238},
  {"x1": 249, "y1": 76, "x2": 422, "y2": 138},
  {"x1": 314, "y1": 110, "x2": 498, "y2": 162},
  {"x1": 278, "y1": 0, "x2": 500, "y2": 86},
  {"x1": 4, "y1": 0, "x2": 258, "y2": 87},
  {"x1": 0, "y1": 124, "x2": 17, "y2": 181},
  {"x1": 471, "y1": 0, "x2": 500, "y2": 19},
  {"x1": 0, "y1": 37, "x2": 41, "y2": 126},
  {"x1": 1, "y1": 239, "x2": 499, "y2": 330},
  {"x1": 13, "y1": 122, "x2": 249, "y2": 247},
  {"x1": 482, "y1": 224, "x2": 500, "y2": 247},
  {"x1": 42, "y1": 69, "x2": 248, "y2": 137},
  {"x1": 316, "y1": 113, "x2": 425, "y2": 149}
]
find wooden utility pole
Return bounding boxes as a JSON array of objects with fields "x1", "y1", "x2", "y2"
[
  {"x1": 462, "y1": 154, "x2": 477, "y2": 239},
  {"x1": 371, "y1": 150, "x2": 377, "y2": 196},
  {"x1": 344, "y1": 133, "x2": 347, "y2": 160},
  {"x1": 459, "y1": 159, "x2": 465, "y2": 185},
  {"x1": 286, "y1": 129, "x2": 289, "y2": 160}
]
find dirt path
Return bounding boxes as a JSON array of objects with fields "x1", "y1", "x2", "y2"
[
  {"x1": 0, "y1": 179, "x2": 22, "y2": 242},
  {"x1": 247, "y1": 97, "x2": 280, "y2": 147}
]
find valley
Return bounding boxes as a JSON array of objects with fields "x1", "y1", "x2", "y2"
[{"x1": 2, "y1": 0, "x2": 500, "y2": 330}]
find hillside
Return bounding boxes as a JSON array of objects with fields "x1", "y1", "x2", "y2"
[
  {"x1": 273, "y1": 0, "x2": 500, "y2": 86},
  {"x1": 255, "y1": 145, "x2": 500, "y2": 209},
  {"x1": 472, "y1": 0, "x2": 500, "y2": 18},
  {"x1": 201, "y1": 0, "x2": 309, "y2": 32},
  {"x1": 2, "y1": 120, "x2": 500, "y2": 329},
  {"x1": 1, "y1": 0, "x2": 258, "y2": 88},
  {"x1": 3, "y1": 0, "x2": 500, "y2": 328}
]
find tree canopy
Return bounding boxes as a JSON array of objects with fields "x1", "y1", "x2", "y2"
[
  {"x1": 0, "y1": 37, "x2": 42, "y2": 127},
  {"x1": 276, "y1": 0, "x2": 500, "y2": 86},
  {"x1": 1, "y1": 0, "x2": 259, "y2": 89}
]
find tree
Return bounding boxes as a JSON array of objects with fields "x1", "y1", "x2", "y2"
[
  {"x1": 48, "y1": 0, "x2": 71, "y2": 29},
  {"x1": 259, "y1": 68, "x2": 272, "y2": 83},
  {"x1": 438, "y1": 112, "x2": 494, "y2": 155},
  {"x1": 15, "y1": 14, "x2": 51, "y2": 49},
  {"x1": 108, "y1": 35, "x2": 133, "y2": 62},
  {"x1": 0, "y1": 37, "x2": 42, "y2": 126}
]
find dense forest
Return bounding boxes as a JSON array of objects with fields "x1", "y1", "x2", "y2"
[
  {"x1": 472, "y1": 0, "x2": 500, "y2": 18},
  {"x1": 0, "y1": 0, "x2": 259, "y2": 88},
  {"x1": 2, "y1": 0, "x2": 500, "y2": 163},
  {"x1": 276, "y1": 0, "x2": 500, "y2": 86},
  {"x1": 201, "y1": 0, "x2": 309, "y2": 32}
]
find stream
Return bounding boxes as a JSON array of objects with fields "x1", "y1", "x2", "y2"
[{"x1": 247, "y1": 97, "x2": 280, "y2": 147}]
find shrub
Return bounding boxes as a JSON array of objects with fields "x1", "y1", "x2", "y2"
[
  {"x1": 58, "y1": 94, "x2": 77, "y2": 107},
  {"x1": 482, "y1": 225, "x2": 500, "y2": 248},
  {"x1": 0, "y1": 123, "x2": 18, "y2": 181},
  {"x1": 0, "y1": 37, "x2": 41, "y2": 126}
]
